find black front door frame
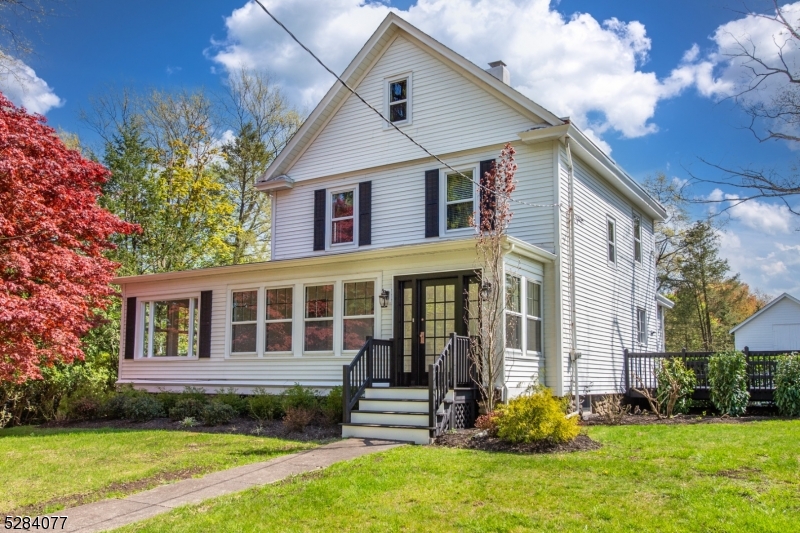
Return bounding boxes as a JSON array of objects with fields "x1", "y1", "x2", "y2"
[{"x1": 393, "y1": 270, "x2": 478, "y2": 387}]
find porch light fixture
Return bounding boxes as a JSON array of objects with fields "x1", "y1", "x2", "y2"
[
  {"x1": 379, "y1": 289, "x2": 390, "y2": 308},
  {"x1": 479, "y1": 281, "x2": 492, "y2": 301}
]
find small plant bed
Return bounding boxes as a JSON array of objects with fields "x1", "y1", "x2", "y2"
[
  {"x1": 582, "y1": 412, "x2": 780, "y2": 426},
  {"x1": 434, "y1": 428, "x2": 601, "y2": 454},
  {"x1": 40, "y1": 417, "x2": 341, "y2": 441}
]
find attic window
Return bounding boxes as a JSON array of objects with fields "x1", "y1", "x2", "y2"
[{"x1": 386, "y1": 75, "x2": 411, "y2": 124}]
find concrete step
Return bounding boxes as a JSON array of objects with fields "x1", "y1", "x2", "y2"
[
  {"x1": 341, "y1": 423, "x2": 431, "y2": 445},
  {"x1": 351, "y1": 411, "x2": 430, "y2": 426},
  {"x1": 358, "y1": 398, "x2": 428, "y2": 413},
  {"x1": 364, "y1": 387, "x2": 428, "y2": 400}
]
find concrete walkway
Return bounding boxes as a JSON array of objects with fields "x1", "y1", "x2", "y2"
[{"x1": 61, "y1": 438, "x2": 404, "y2": 533}]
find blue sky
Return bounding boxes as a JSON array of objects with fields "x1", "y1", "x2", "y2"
[{"x1": 3, "y1": 0, "x2": 799, "y2": 297}]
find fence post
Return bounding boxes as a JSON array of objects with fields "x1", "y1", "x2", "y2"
[
  {"x1": 623, "y1": 349, "x2": 630, "y2": 394},
  {"x1": 365, "y1": 336, "x2": 373, "y2": 388}
]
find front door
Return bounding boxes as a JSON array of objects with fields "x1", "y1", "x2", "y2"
[{"x1": 395, "y1": 272, "x2": 477, "y2": 386}]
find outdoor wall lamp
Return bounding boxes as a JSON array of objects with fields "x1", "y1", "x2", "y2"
[
  {"x1": 379, "y1": 289, "x2": 390, "y2": 308},
  {"x1": 479, "y1": 281, "x2": 492, "y2": 301}
]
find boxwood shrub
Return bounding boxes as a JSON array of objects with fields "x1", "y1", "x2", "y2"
[
  {"x1": 775, "y1": 353, "x2": 800, "y2": 416},
  {"x1": 708, "y1": 350, "x2": 750, "y2": 416}
]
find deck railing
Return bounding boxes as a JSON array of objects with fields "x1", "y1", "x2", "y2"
[
  {"x1": 342, "y1": 337, "x2": 393, "y2": 423},
  {"x1": 624, "y1": 347, "x2": 792, "y2": 401},
  {"x1": 429, "y1": 333, "x2": 471, "y2": 437}
]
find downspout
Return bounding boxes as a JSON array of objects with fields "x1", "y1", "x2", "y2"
[{"x1": 565, "y1": 137, "x2": 580, "y2": 415}]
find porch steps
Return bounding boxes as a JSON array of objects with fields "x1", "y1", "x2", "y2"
[{"x1": 341, "y1": 387, "x2": 432, "y2": 445}]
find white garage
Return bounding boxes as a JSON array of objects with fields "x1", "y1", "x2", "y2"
[{"x1": 730, "y1": 293, "x2": 800, "y2": 351}]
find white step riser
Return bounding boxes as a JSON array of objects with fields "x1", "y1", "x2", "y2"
[
  {"x1": 351, "y1": 412, "x2": 429, "y2": 426},
  {"x1": 342, "y1": 425, "x2": 431, "y2": 445},
  {"x1": 359, "y1": 399, "x2": 428, "y2": 413},
  {"x1": 364, "y1": 388, "x2": 428, "y2": 400}
]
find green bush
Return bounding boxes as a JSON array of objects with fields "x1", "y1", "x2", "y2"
[
  {"x1": 180, "y1": 386, "x2": 209, "y2": 403},
  {"x1": 123, "y1": 395, "x2": 164, "y2": 422},
  {"x1": 495, "y1": 387, "x2": 579, "y2": 444},
  {"x1": 248, "y1": 388, "x2": 284, "y2": 421},
  {"x1": 101, "y1": 386, "x2": 146, "y2": 420},
  {"x1": 155, "y1": 390, "x2": 182, "y2": 413},
  {"x1": 708, "y1": 350, "x2": 750, "y2": 416},
  {"x1": 282, "y1": 383, "x2": 318, "y2": 411},
  {"x1": 214, "y1": 388, "x2": 248, "y2": 416},
  {"x1": 58, "y1": 385, "x2": 110, "y2": 421},
  {"x1": 169, "y1": 398, "x2": 206, "y2": 421},
  {"x1": 201, "y1": 400, "x2": 237, "y2": 426},
  {"x1": 320, "y1": 386, "x2": 343, "y2": 425},
  {"x1": 656, "y1": 358, "x2": 696, "y2": 415},
  {"x1": 775, "y1": 353, "x2": 800, "y2": 416}
]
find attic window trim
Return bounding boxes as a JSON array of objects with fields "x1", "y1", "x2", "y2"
[{"x1": 384, "y1": 71, "x2": 413, "y2": 128}]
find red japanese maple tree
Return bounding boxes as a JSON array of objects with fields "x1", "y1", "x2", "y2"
[{"x1": 0, "y1": 93, "x2": 136, "y2": 382}]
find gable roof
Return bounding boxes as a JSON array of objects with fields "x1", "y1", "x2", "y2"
[
  {"x1": 729, "y1": 292, "x2": 800, "y2": 333},
  {"x1": 258, "y1": 13, "x2": 563, "y2": 186}
]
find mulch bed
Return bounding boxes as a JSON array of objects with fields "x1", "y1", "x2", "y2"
[
  {"x1": 434, "y1": 428, "x2": 601, "y2": 454},
  {"x1": 580, "y1": 413, "x2": 784, "y2": 426},
  {"x1": 40, "y1": 417, "x2": 341, "y2": 441}
]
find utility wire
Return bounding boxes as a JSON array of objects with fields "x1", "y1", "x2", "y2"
[{"x1": 252, "y1": 0, "x2": 559, "y2": 210}]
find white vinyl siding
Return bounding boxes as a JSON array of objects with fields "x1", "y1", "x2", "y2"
[{"x1": 733, "y1": 297, "x2": 800, "y2": 351}]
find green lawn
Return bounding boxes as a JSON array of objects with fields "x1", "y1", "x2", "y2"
[
  {"x1": 116, "y1": 421, "x2": 800, "y2": 532},
  {"x1": 0, "y1": 426, "x2": 323, "y2": 513}
]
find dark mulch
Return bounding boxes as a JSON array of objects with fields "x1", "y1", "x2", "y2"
[
  {"x1": 581, "y1": 413, "x2": 783, "y2": 426},
  {"x1": 39, "y1": 417, "x2": 341, "y2": 442},
  {"x1": 434, "y1": 428, "x2": 601, "y2": 454}
]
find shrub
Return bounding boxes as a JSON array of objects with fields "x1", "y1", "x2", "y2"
[
  {"x1": 495, "y1": 387, "x2": 579, "y2": 444},
  {"x1": 284, "y1": 406, "x2": 315, "y2": 433},
  {"x1": 178, "y1": 417, "x2": 198, "y2": 428},
  {"x1": 201, "y1": 401, "x2": 237, "y2": 426},
  {"x1": 155, "y1": 390, "x2": 182, "y2": 413},
  {"x1": 775, "y1": 353, "x2": 800, "y2": 416},
  {"x1": 248, "y1": 388, "x2": 284, "y2": 421},
  {"x1": 282, "y1": 383, "x2": 318, "y2": 411},
  {"x1": 102, "y1": 386, "x2": 147, "y2": 420},
  {"x1": 656, "y1": 358, "x2": 696, "y2": 416},
  {"x1": 474, "y1": 411, "x2": 502, "y2": 436},
  {"x1": 708, "y1": 350, "x2": 750, "y2": 416},
  {"x1": 320, "y1": 386, "x2": 343, "y2": 425},
  {"x1": 60, "y1": 392, "x2": 104, "y2": 421},
  {"x1": 214, "y1": 388, "x2": 248, "y2": 416},
  {"x1": 594, "y1": 395, "x2": 630, "y2": 425},
  {"x1": 123, "y1": 395, "x2": 164, "y2": 422},
  {"x1": 169, "y1": 398, "x2": 206, "y2": 421}
]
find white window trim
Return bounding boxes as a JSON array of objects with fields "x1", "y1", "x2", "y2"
[
  {"x1": 264, "y1": 286, "x2": 294, "y2": 356},
  {"x1": 504, "y1": 274, "x2": 523, "y2": 351},
  {"x1": 303, "y1": 282, "x2": 337, "y2": 355},
  {"x1": 342, "y1": 280, "x2": 378, "y2": 353},
  {"x1": 607, "y1": 216, "x2": 617, "y2": 267},
  {"x1": 327, "y1": 186, "x2": 358, "y2": 249},
  {"x1": 137, "y1": 294, "x2": 201, "y2": 360},
  {"x1": 383, "y1": 71, "x2": 413, "y2": 128},
  {"x1": 636, "y1": 307, "x2": 647, "y2": 346},
  {"x1": 633, "y1": 214, "x2": 642, "y2": 265},
  {"x1": 526, "y1": 280, "x2": 543, "y2": 356},
  {"x1": 230, "y1": 289, "x2": 260, "y2": 356},
  {"x1": 441, "y1": 165, "x2": 479, "y2": 236}
]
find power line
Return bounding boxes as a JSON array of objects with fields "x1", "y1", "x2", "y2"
[{"x1": 251, "y1": 0, "x2": 559, "y2": 210}]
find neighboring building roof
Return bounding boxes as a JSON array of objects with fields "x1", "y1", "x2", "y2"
[
  {"x1": 729, "y1": 293, "x2": 800, "y2": 333},
  {"x1": 656, "y1": 293, "x2": 675, "y2": 309},
  {"x1": 256, "y1": 13, "x2": 666, "y2": 221}
]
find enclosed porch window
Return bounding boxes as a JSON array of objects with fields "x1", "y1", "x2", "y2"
[{"x1": 142, "y1": 298, "x2": 199, "y2": 357}]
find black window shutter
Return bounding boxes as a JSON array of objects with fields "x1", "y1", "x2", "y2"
[
  {"x1": 124, "y1": 296, "x2": 137, "y2": 360},
  {"x1": 479, "y1": 159, "x2": 496, "y2": 230},
  {"x1": 424, "y1": 169, "x2": 439, "y2": 238},
  {"x1": 313, "y1": 189, "x2": 326, "y2": 251},
  {"x1": 358, "y1": 181, "x2": 372, "y2": 246},
  {"x1": 198, "y1": 290, "x2": 212, "y2": 358}
]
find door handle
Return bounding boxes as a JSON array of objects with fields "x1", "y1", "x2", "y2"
[{"x1": 419, "y1": 331, "x2": 425, "y2": 344}]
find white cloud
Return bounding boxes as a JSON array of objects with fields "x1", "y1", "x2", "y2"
[
  {"x1": 724, "y1": 195, "x2": 795, "y2": 235},
  {"x1": 209, "y1": 0, "x2": 712, "y2": 151},
  {"x1": 761, "y1": 260, "x2": 788, "y2": 276},
  {"x1": 0, "y1": 57, "x2": 63, "y2": 114}
]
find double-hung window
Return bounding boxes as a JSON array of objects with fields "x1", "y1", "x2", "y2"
[
  {"x1": 526, "y1": 281, "x2": 542, "y2": 353},
  {"x1": 142, "y1": 298, "x2": 199, "y2": 357},
  {"x1": 636, "y1": 307, "x2": 647, "y2": 345},
  {"x1": 230, "y1": 290, "x2": 258, "y2": 354},
  {"x1": 388, "y1": 77, "x2": 409, "y2": 123},
  {"x1": 265, "y1": 287, "x2": 293, "y2": 353},
  {"x1": 331, "y1": 190, "x2": 354, "y2": 245},
  {"x1": 446, "y1": 170, "x2": 474, "y2": 231},
  {"x1": 633, "y1": 216, "x2": 642, "y2": 264},
  {"x1": 342, "y1": 281, "x2": 375, "y2": 350},
  {"x1": 607, "y1": 217, "x2": 617, "y2": 265},
  {"x1": 505, "y1": 274, "x2": 522, "y2": 349},
  {"x1": 305, "y1": 284, "x2": 334, "y2": 352}
]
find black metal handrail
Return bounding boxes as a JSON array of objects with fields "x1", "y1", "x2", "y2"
[
  {"x1": 624, "y1": 346, "x2": 793, "y2": 401},
  {"x1": 342, "y1": 337, "x2": 393, "y2": 423},
  {"x1": 429, "y1": 333, "x2": 470, "y2": 437}
]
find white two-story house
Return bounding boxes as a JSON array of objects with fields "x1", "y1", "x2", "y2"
[{"x1": 115, "y1": 14, "x2": 669, "y2": 443}]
